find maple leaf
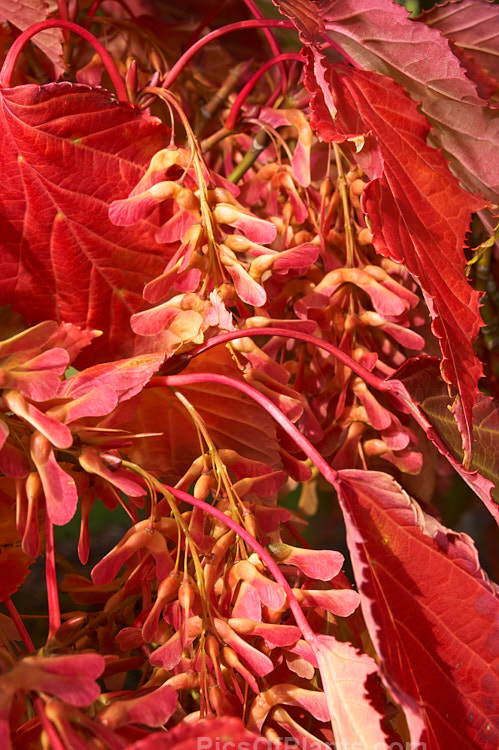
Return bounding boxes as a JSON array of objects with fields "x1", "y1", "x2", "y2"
[
  {"x1": 418, "y1": 0, "x2": 499, "y2": 85},
  {"x1": 274, "y1": 0, "x2": 499, "y2": 201},
  {"x1": 302, "y1": 59, "x2": 484, "y2": 464},
  {"x1": 0, "y1": 1, "x2": 64, "y2": 77},
  {"x1": 118, "y1": 348, "x2": 281, "y2": 478},
  {"x1": 313, "y1": 635, "x2": 390, "y2": 750},
  {"x1": 0, "y1": 82, "x2": 170, "y2": 367},
  {"x1": 337, "y1": 469, "x2": 499, "y2": 749}
]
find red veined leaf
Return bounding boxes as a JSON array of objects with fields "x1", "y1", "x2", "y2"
[
  {"x1": 0, "y1": 82, "x2": 170, "y2": 367},
  {"x1": 418, "y1": 0, "x2": 499, "y2": 83},
  {"x1": 0, "y1": 1, "x2": 64, "y2": 77},
  {"x1": 274, "y1": 0, "x2": 499, "y2": 201},
  {"x1": 302, "y1": 60, "x2": 484, "y2": 464},
  {"x1": 336, "y1": 468, "x2": 499, "y2": 749},
  {"x1": 116, "y1": 347, "x2": 281, "y2": 479}
]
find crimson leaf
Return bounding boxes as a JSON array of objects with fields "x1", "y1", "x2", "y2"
[
  {"x1": 274, "y1": 0, "x2": 499, "y2": 201},
  {"x1": 0, "y1": 82, "x2": 170, "y2": 367},
  {"x1": 337, "y1": 469, "x2": 499, "y2": 750}
]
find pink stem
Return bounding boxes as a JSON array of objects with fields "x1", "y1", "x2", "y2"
[
  {"x1": 0, "y1": 19, "x2": 129, "y2": 102},
  {"x1": 242, "y1": 0, "x2": 284, "y2": 59},
  {"x1": 162, "y1": 19, "x2": 296, "y2": 90},
  {"x1": 34, "y1": 698, "x2": 67, "y2": 750},
  {"x1": 225, "y1": 52, "x2": 304, "y2": 131},
  {"x1": 162, "y1": 483, "x2": 316, "y2": 641},
  {"x1": 57, "y1": 0, "x2": 68, "y2": 22},
  {"x1": 4, "y1": 597, "x2": 35, "y2": 653},
  {"x1": 189, "y1": 326, "x2": 393, "y2": 394},
  {"x1": 150, "y1": 372, "x2": 339, "y2": 491},
  {"x1": 186, "y1": 326, "x2": 458, "y2": 462},
  {"x1": 45, "y1": 516, "x2": 61, "y2": 642},
  {"x1": 241, "y1": 0, "x2": 288, "y2": 93}
]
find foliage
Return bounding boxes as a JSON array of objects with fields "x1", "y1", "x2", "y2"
[{"x1": 0, "y1": 0, "x2": 498, "y2": 748}]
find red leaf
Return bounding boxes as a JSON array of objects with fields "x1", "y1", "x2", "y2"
[
  {"x1": 393, "y1": 356, "x2": 499, "y2": 521},
  {"x1": 0, "y1": 82, "x2": 170, "y2": 367},
  {"x1": 337, "y1": 469, "x2": 499, "y2": 749},
  {"x1": 302, "y1": 60, "x2": 484, "y2": 462},
  {"x1": 0, "y1": 1, "x2": 64, "y2": 77},
  {"x1": 275, "y1": 0, "x2": 499, "y2": 201},
  {"x1": 118, "y1": 348, "x2": 281, "y2": 478},
  {"x1": 419, "y1": 0, "x2": 499, "y2": 84}
]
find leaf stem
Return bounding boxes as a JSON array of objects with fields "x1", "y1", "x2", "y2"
[
  {"x1": 227, "y1": 129, "x2": 270, "y2": 183},
  {"x1": 161, "y1": 483, "x2": 316, "y2": 642},
  {"x1": 162, "y1": 19, "x2": 296, "y2": 90},
  {"x1": 242, "y1": 0, "x2": 285, "y2": 61},
  {"x1": 188, "y1": 326, "x2": 391, "y2": 394},
  {"x1": 150, "y1": 372, "x2": 340, "y2": 491},
  {"x1": 225, "y1": 52, "x2": 304, "y2": 131},
  {"x1": 44, "y1": 516, "x2": 61, "y2": 643},
  {"x1": 0, "y1": 20, "x2": 129, "y2": 102},
  {"x1": 4, "y1": 597, "x2": 35, "y2": 653}
]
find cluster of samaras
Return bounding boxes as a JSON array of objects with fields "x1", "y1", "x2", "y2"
[{"x1": 0, "y1": 93, "x2": 427, "y2": 746}]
